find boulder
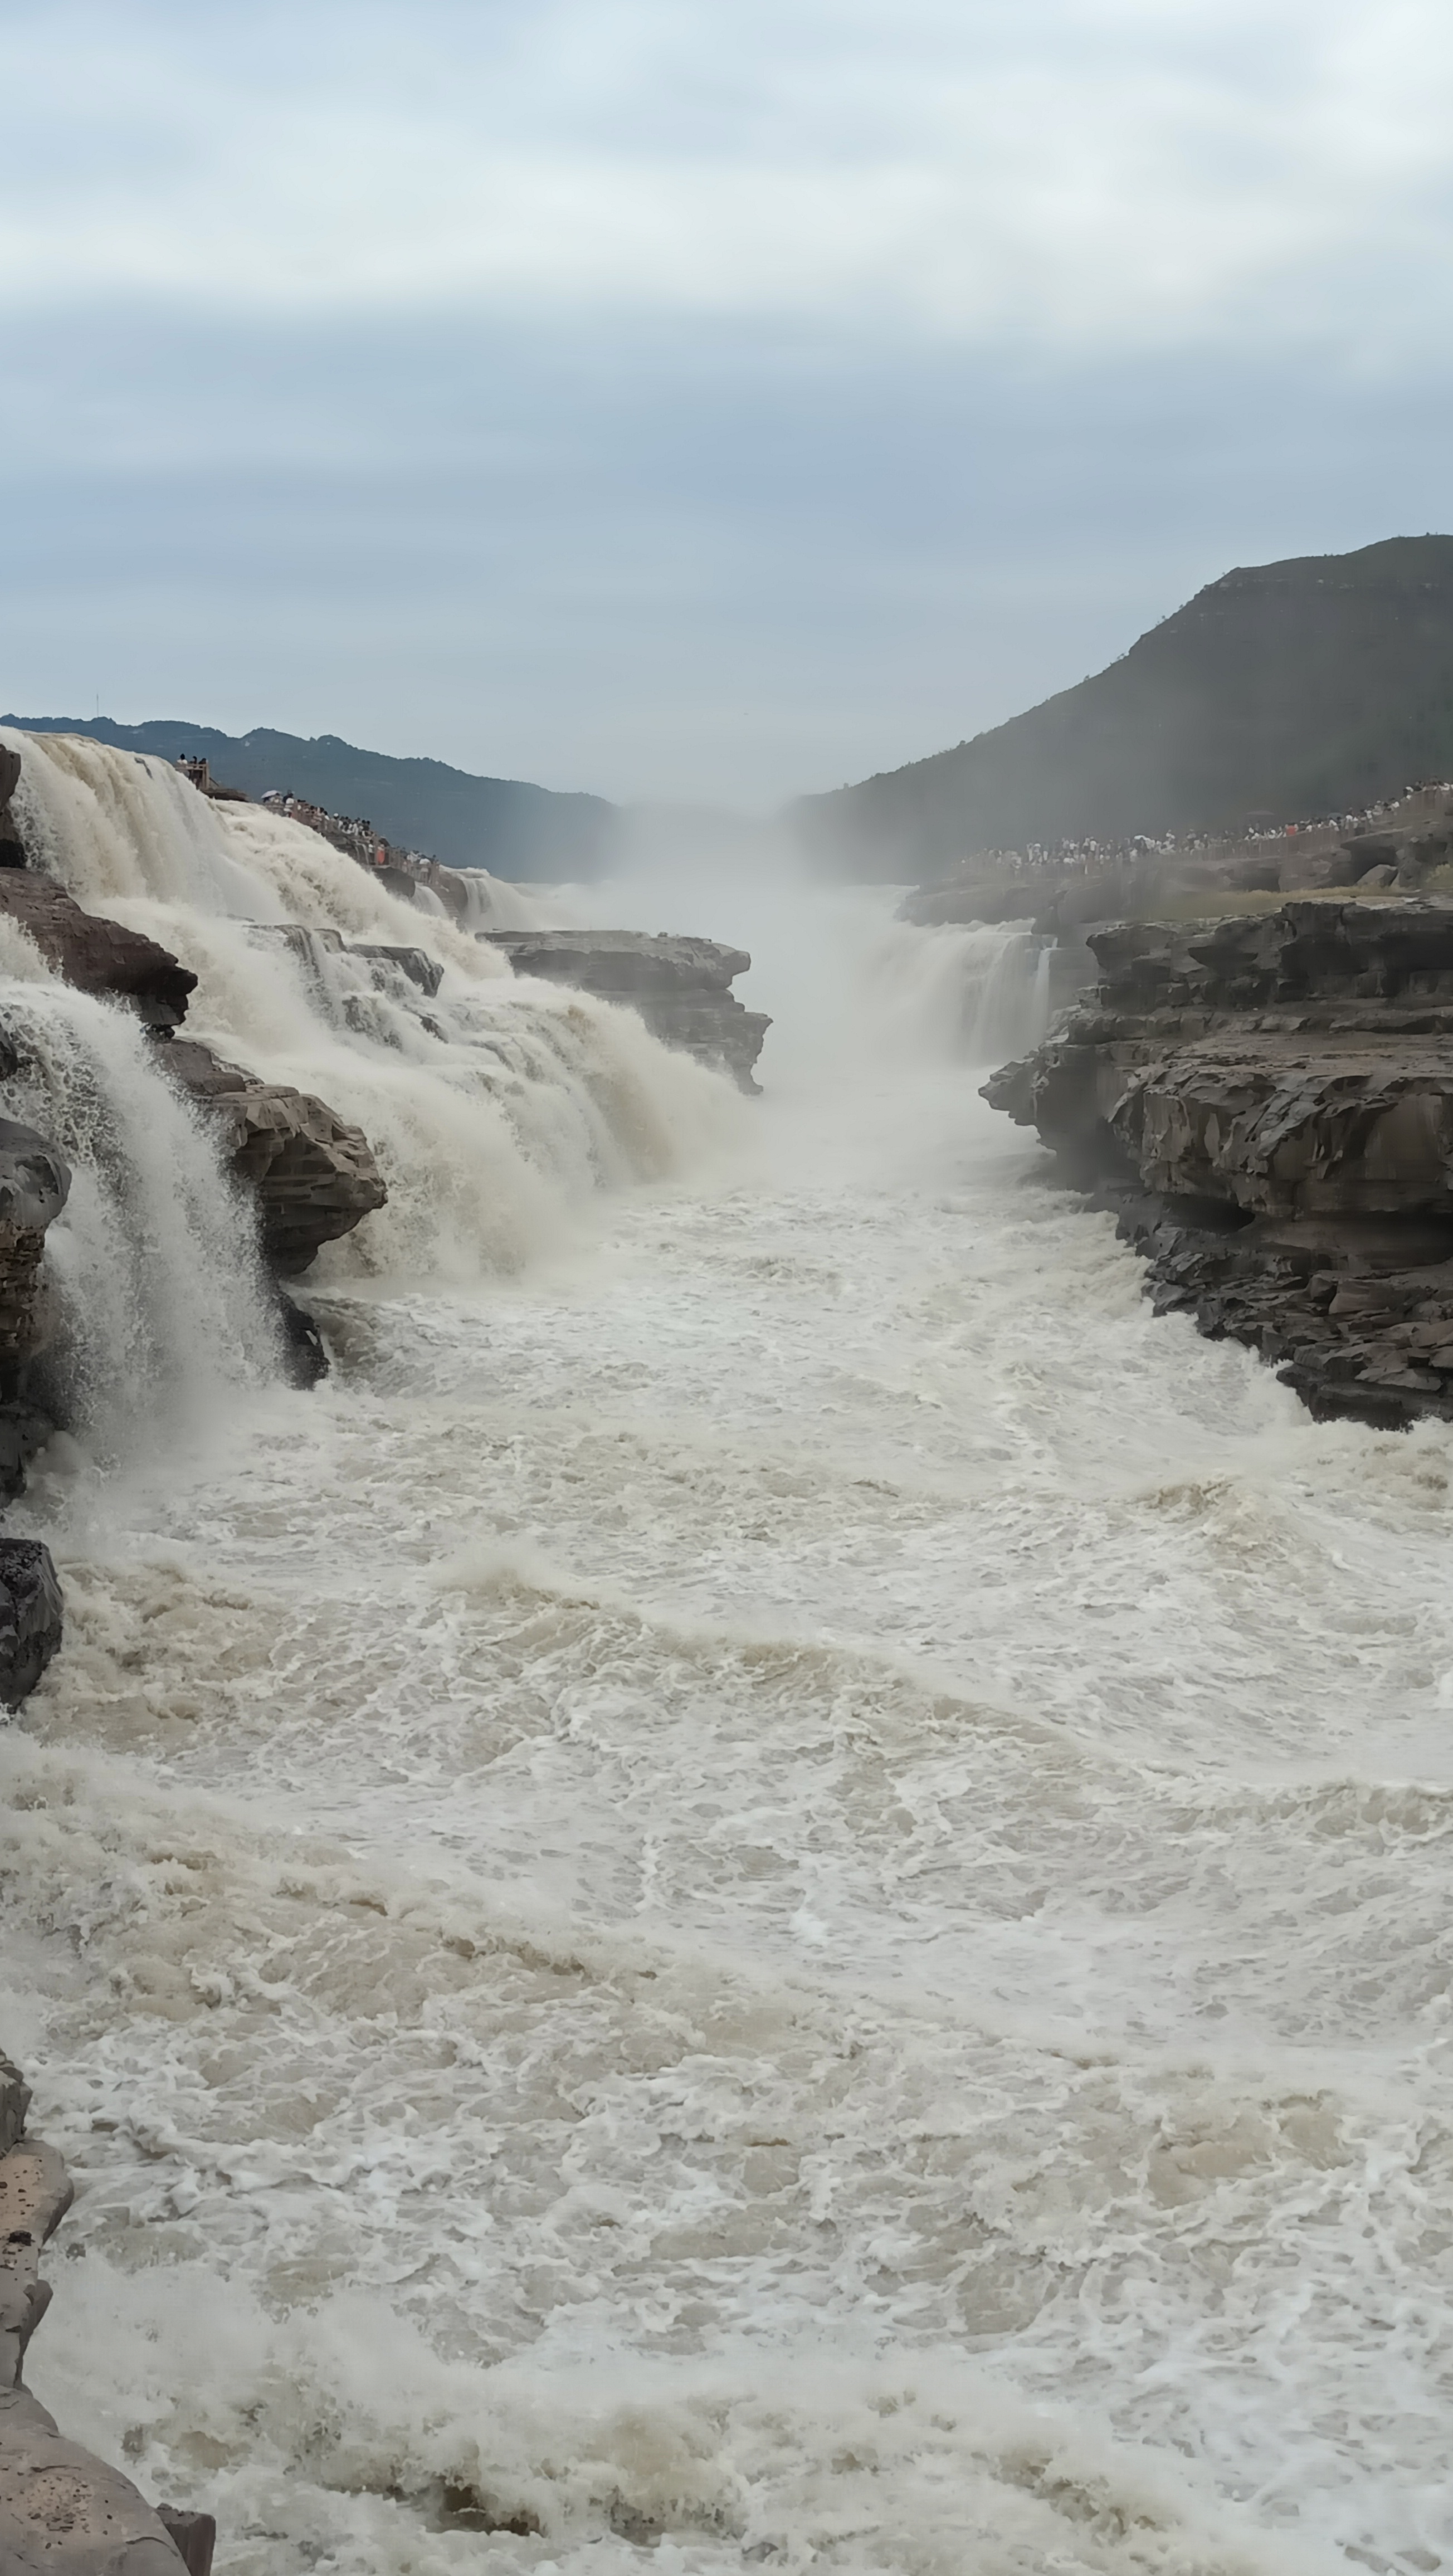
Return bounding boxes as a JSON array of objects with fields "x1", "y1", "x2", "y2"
[
  {"x1": 983, "y1": 899, "x2": 1453, "y2": 1424},
  {"x1": 0, "y1": 1122, "x2": 70, "y2": 1505},
  {"x1": 158, "y1": 1039, "x2": 386, "y2": 1275},
  {"x1": 0, "y1": 1540, "x2": 63, "y2": 1707},
  {"x1": 0, "y1": 746, "x2": 24, "y2": 872},
  {"x1": 0, "y1": 876, "x2": 196, "y2": 1029},
  {"x1": 486, "y1": 929, "x2": 772, "y2": 1091},
  {"x1": 0, "y1": 1119, "x2": 69, "y2": 1372},
  {"x1": 0, "y1": 2057, "x2": 30, "y2": 2158}
]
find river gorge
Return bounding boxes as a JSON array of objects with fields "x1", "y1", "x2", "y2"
[{"x1": 1, "y1": 739, "x2": 1450, "y2": 2575}]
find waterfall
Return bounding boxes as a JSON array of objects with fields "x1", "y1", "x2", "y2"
[
  {"x1": 446, "y1": 864, "x2": 557, "y2": 931},
  {"x1": 0, "y1": 955, "x2": 277, "y2": 1458},
  {"x1": 1, "y1": 730, "x2": 744, "y2": 1286},
  {"x1": 863, "y1": 919, "x2": 1054, "y2": 1065}
]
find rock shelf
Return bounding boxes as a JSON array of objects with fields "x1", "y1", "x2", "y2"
[
  {"x1": 485, "y1": 929, "x2": 772, "y2": 1091},
  {"x1": 984, "y1": 899, "x2": 1453, "y2": 1425}
]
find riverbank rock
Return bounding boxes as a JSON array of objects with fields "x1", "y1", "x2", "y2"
[
  {"x1": 0, "y1": 1119, "x2": 71, "y2": 1504},
  {"x1": 0, "y1": 876, "x2": 196, "y2": 1030},
  {"x1": 486, "y1": 929, "x2": 772, "y2": 1091},
  {"x1": 0, "y1": 2057, "x2": 206, "y2": 2572},
  {"x1": 0, "y1": 1540, "x2": 63, "y2": 1706},
  {"x1": 158, "y1": 1038, "x2": 387, "y2": 1275},
  {"x1": 983, "y1": 899, "x2": 1453, "y2": 1425},
  {"x1": 0, "y1": 1119, "x2": 69, "y2": 1370},
  {"x1": 0, "y1": 745, "x2": 25, "y2": 872}
]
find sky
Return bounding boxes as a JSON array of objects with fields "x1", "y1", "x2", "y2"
[{"x1": 3, "y1": 0, "x2": 1451, "y2": 805}]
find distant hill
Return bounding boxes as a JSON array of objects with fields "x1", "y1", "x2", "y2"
[
  {"x1": 1, "y1": 718, "x2": 621, "y2": 879},
  {"x1": 793, "y1": 537, "x2": 1453, "y2": 879}
]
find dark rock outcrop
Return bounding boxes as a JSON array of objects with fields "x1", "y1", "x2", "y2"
[
  {"x1": 0, "y1": 875, "x2": 197, "y2": 1030},
  {"x1": 159, "y1": 1039, "x2": 387, "y2": 1275},
  {"x1": 984, "y1": 899, "x2": 1453, "y2": 1424},
  {"x1": 0, "y1": 2053, "x2": 204, "y2": 2571},
  {"x1": 0, "y1": 1539, "x2": 63, "y2": 1707},
  {"x1": 486, "y1": 929, "x2": 771, "y2": 1091},
  {"x1": 0, "y1": 1120, "x2": 69, "y2": 1371},
  {"x1": 0, "y1": 1121, "x2": 70, "y2": 1505},
  {"x1": 0, "y1": 745, "x2": 26, "y2": 872}
]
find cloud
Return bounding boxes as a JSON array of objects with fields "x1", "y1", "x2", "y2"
[
  {"x1": 3, "y1": 0, "x2": 1451, "y2": 352},
  {"x1": 5, "y1": 308, "x2": 1450, "y2": 802},
  {"x1": 4, "y1": 0, "x2": 1452, "y2": 802}
]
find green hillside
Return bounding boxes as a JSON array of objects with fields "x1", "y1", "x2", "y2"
[
  {"x1": 793, "y1": 537, "x2": 1453, "y2": 879},
  {"x1": 1, "y1": 717, "x2": 620, "y2": 879}
]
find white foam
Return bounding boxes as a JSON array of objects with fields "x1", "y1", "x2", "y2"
[{"x1": 0, "y1": 787, "x2": 1445, "y2": 2570}]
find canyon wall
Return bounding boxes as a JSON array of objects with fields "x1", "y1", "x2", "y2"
[{"x1": 985, "y1": 898, "x2": 1453, "y2": 1426}]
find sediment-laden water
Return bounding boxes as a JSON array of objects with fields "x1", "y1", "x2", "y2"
[{"x1": 1, "y1": 749, "x2": 1449, "y2": 2574}]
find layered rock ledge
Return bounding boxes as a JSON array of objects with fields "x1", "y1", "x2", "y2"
[
  {"x1": 984, "y1": 900, "x2": 1453, "y2": 1426},
  {"x1": 0, "y1": 875, "x2": 197, "y2": 1030},
  {"x1": 485, "y1": 930, "x2": 772, "y2": 1091},
  {"x1": 0, "y1": 2055, "x2": 212, "y2": 2573},
  {"x1": 160, "y1": 1038, "x2": 387, "y2": 1277}
]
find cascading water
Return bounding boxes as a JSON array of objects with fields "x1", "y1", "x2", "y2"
[
  {"x1": 3, "y1": 751, "x2": 1450, "y2": 2576},
  {"x1": 0, "y1": 914, "x2": 277, "y2": 1460},
  {"x1": 857, "y1": 918, "x2": 1054, "y2": 1064},
  {"x1": 1, "y1": 729, "x2": 745, "y2": 1284}
]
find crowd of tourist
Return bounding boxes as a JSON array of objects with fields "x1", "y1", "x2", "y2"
[{"x1": 973, "y1": 778, "x2": 1453, "y2": 879}]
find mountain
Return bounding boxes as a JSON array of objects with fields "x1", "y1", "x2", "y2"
[
  {"x1": 0, "y1": 718, "x2": 620, "y2": 879},
  {"x1": 793, "y1": 537, "x2": 1453, "y2": 879}
]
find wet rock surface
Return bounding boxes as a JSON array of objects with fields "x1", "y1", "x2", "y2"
[
  {"x1": 984, "y1": 900, "x2": 1453, "y2": 1425},
  {"x1": 0, "y1": 1120, "x2": 70, "y2": 1505},
  {"x1": 486, "y1": 929, "x2": 772, "y2": 1091},
  {"x1": 0, "y1": 2053, "x2": 203, "y2": 2572},
  {"x1": 159, "y1": 1037, "x2": 387, "y2": 1276},
  {"x1": 0, "y1": 744, "x2": 26, "y2": 871},
  {"x1": 0, "y1": 1119, "x2": 69, "y2": 1370},
  {"x1": 0, "y1": 875, "x2": 197, "y2": 1029},
  {"x1": 0, "y1": 1539, "x2": 63, "y2": 1706}
]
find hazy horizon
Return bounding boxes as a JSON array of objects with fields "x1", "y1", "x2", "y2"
[{"x1": 5, "y1": 1, "x2": 1452, "y2": 804}]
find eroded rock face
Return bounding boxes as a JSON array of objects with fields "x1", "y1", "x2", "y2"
[
  {"x1": 486, "y1": 929, "x2": 772, "y2": 1091},
  {"x1": 0, "y1": 874, "x2": 196, "y2": 1028},
  {"x1": 983, "y1": 900, "x2": 1453, "y2": 1424},
  {"x1": 0, "y1": 1120, "x2": 71, "y2": 1505},
  {"x1": 0, "y1": 1539, "x2": 63, "y2": 1707},
  {"x1": 0, "y1": 744, "x2": 25, "y2": 871},
  {"x1": 0, "y1": 1119, "x2": 69, "y2": 1370},
  {"x1": 159, "y1": 1038, "x2": 387, "y2": 1275}
]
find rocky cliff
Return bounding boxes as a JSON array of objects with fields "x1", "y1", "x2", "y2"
[
  {"x1": 984, "y1": 899, "x2": 1453, "y2": 1427},
  {"x1": 485, "y1": 929, "x2": 772, "y2": 1091}
]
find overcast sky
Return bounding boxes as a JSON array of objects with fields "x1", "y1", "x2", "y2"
[{"x1": 3, "y1": 0, "x2": 1450, "y2": 803}]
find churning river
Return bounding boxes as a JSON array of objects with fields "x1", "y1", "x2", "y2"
[{"x1": 2, "y1": 744, "x2": 1452, "y2": 2576}]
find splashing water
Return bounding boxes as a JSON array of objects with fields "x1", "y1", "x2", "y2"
[
  {"x1": 0, "y1": 967, "x2": 277, "y2": 1457},
  {"x1": 1, "y1": 748, "x2": 1446, "y2": 2575},
  {"x1": 2, "y1": 730, "x2": 748, "y2": 1284}
]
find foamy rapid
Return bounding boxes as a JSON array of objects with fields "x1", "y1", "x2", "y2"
[{"x1": 0, "y1": 774, "x2": 1445, "y2": 2574}]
